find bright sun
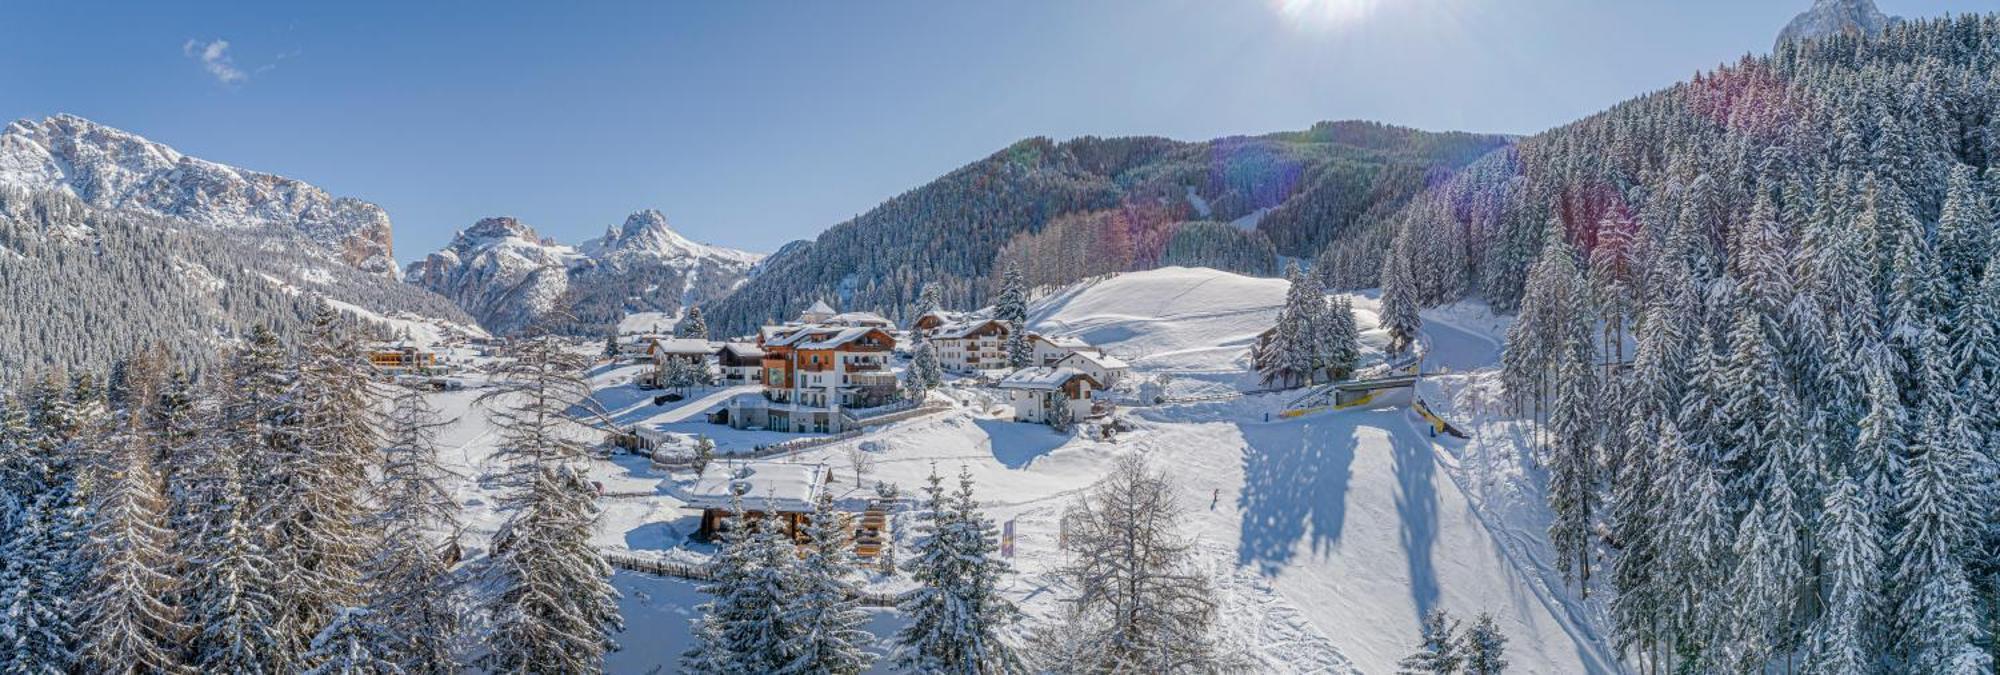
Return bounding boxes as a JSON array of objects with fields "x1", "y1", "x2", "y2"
[{"x1": 1272, "y1": 0, "x2": 1383, "y2": 29}]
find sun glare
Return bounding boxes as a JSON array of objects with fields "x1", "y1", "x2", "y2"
[{"x1": 1273, "y1": 0, "x2": 1384, "y2": 29}]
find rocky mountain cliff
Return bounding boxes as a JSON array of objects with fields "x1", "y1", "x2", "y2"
[
  {"x1": 1776, "y1": 0, "x2": 1896, "y2": 49},
  {"x1": 405, "y1": 210, "x2": 760, "y2": 336},
  {"x1": 0, "y1": 114, "x2": 399, "y2": 277}
]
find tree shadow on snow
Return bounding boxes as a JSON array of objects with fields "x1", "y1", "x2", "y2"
[
  {"x1": 1233, "y1": 417, "x2": 1356, "y2": 576},
  {"x1": 974, "y1": 418, "x2": 1067, "y2": 469},
  {"x1": 1389, "y1": 425, "x2": 1441, "y2": 622}
]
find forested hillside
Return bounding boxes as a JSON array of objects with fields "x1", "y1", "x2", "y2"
[
  {"x1": 704, "y1": 122, "x2": 1509, "y2": 336},
  {"x1": 1375, "y1": 15, "x2": 2000, "y2": 671},
  {"x1": 0, "y1": 187, "x2": 473, "y2": 386}
]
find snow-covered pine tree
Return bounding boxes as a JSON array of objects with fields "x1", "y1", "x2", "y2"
[
  {"x1": 364, "y1": 387, "x2": 463, "y2": 674},
  {"x1": 1461, "y1": 612, "x2": 1509, "y2": 675},
  {"x1": 918, "y1": 283, "x2": 943, "y2": 316},
  {"x1": 997, "y1": 265, "x2": 1032, "y2": 370},
  {"x1": 779, "y1": 490, "x2": 876, "y2": 675},
  {"x1": 1040, "y1": 455, "x2": 1217, "y2": 672},
  {"x1": 1265, "y1": 262, "x2": 1316, "y2": 388},
  {"x1": 0, "y1": 375, "x2": 95, "y2": 673},
  {"x1": 275, "y1": 305, "x2": 382, "y2": 657},
  {"x1": 478, "y1": 336, "x2": 622, "y2": 673},
  {"x1": 1047, "y1": 389, "x2": 1075, "y2": 433},
  {"x1": 1396, "y1": 609, "x2": 1464, "y2": 674},
  {"x1": 303, "y1": 606, "x2": 403, "y2": 675},
  {"x1": 1380, "y1": 253, "x2": 1422, "y2": 357},
  {"x1": 909, "y1": 333, "x2": 943, "y2": 397},
  {"x1": 1546, "y1": 279, "x2": 1599, "y2": 596},
  {"x1": 183, "y1": 444, "x2": 286, "y2": 673},
  {"x1": 1325, "y1": 295, "x2": 1361, "y2": 381},
  {"x1": 1889, "y1": 344, "x2": 1991, "y2": 673},
  {"x1": 76, "y1": 394, "x2": 184, "y2": 674},
  {"x1": 896, "y1": 467, "x2": 1023, "y2": 674},
  {"x1": 683, "y1": 496, "x2": 753, "y2": 675},
  {"x1": 1807, "y1": 473, "x2": 1884, "y2": 674},
  {"x1": 678, "y1": 305, "x2": 710, "y2": 340}
]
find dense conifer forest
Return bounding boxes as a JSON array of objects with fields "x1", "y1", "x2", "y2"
[
  {"x1": 1371, "y1": 15, "x2": 2000, "y2": 671},
  {"x1": 705, "y1": 122, "x2": 1510, "y2": 335}
]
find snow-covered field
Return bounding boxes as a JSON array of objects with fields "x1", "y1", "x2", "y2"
[{"x1": 431, "y1": 267, "x2": 1615, "y2": 673}]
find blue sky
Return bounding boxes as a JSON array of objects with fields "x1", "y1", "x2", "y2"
[{"x1": 4, "y1": 0, "x2": 1996, "y2": 261}]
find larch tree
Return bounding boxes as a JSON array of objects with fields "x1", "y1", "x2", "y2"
[
  {"x1": 277, "y1": 305, "x2": 381, "y2": 657},
  {"x1": 364, "y1": 387, "x2": 464, "y2": 674},
  {"x1": 76, "y1": 392, "x2": 185, "y2": 675},
  {"x1": 1039, "y1": 455, "x2": 1218, "y2": 673},
  {"x1": 478, "y1": 335, "x2": 622, "y2": 673}
]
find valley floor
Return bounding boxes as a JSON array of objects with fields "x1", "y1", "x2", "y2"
[{"x1": 425, "y1": 268, "x2": 1618, "y2": 674}]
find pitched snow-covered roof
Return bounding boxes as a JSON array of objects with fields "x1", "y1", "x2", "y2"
[
  {"x1": 648, "y1": 337, "x2": 717, "y2": 355},
  {"x1": 930, "y1": 318, "x2": 1007, "y2": 340},
  {"x1": 719, "y1": 342, "x2": 765, "y2": 358},
  {"x1": 803, "y1": 300, "x2": 836, "y2": 315},
  {"x1": 995, "y1": 367, "x2": 1099, "y2": 391},
  {"x1": 678, "y1": 463, "x2": 828, "y2": 513},
  {"x1": 1059, "y1": 349, "x2": 1129, "y2": 371},
  {"x1": 827, "y1": 311, "x2": 894, "y2": 328},
  {"x1": 1034, "y1": 334, "x2": 1094, "y2": 351},
  {"x1": 796, "y1": 327, "x2": 890, "y2": 350}
]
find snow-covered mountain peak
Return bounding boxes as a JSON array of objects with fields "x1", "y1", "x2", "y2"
[
  {"x1": 584, "y1": 209, "x2": 762, "y2": 266},
  {"x1": 456, "y1": 216, "x2": 550, "y2": 249},
  {"x1": 1776, "y1": 0, "x2": 1895, "y2": 49},
  {"x1": 0, "y1": 113, "x2": 399, "y2": 277},
  {"x1": 407, "y1": 211, "x2": 760, "y2": 335}
]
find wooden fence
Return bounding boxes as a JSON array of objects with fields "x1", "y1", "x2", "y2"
[{"x1": 603, "y1": 551, "x2": 905, "y2": 608}]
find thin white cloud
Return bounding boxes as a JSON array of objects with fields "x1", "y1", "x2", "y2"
[{"x1": 183, "y1": 38, "x2": 247, "y2": 84}]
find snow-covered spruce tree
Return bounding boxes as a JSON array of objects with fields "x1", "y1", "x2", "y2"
[
  {"x1": 275, "y1": 305, "x2": 383, "y2": 657},
  {"x1": 1461, "y1": 612, "x2": 1509, "y2": 674},
  {"x1": 1807, "y1": 473, "x2": 1884, "y2": 674},
  {"x1": 76, "y1": 396, "x2": 185, "y2": 674},
  {"x1": 1263, "y1": 262, "x2": 1317, "y2": 388},
  {"x1": 1397, "y1": 609, "x2": 1464, "y2": 674},
  {"x1": 896, "y1": 467, "x2": 1023, "y2": 674},
  {"x1": 918, "y1": 283, "x2": 944, "y2": 316},
  {"x1": 1325, "y1": 295, "x2": 1361, "y2": 381},
  {"x1": 1889, "y1": 341, "x2": 1991, "y2": 673},
  {"x1": 1379, "y1": 252, "x2": 1422, "y2": 357},
  {"x1": 182, "y1": 437, "x2": 287, "y2": 673},
  {"x1": 1545, "y1": 275, "x2": 1599, "y2": 596},
  {"x1": 684, "y1": 495, "x2": 756, "y2": 674},
  {"x1": 364, "y1": 386, "x2": 464, "y2": 674},
  {"x1": 997, "y1": 265, "x2": 1031, "y2": 369},
  {"x1": 1037, "y1": 455, "x2": 1217, "y2": 672},
  {"x1": 1046, "y1": 390, "x2": 1075, "y2": 433},
  {"x1": 477, "y1": 335, "x2": 622, "y2": 673},
  {"x1": 202, "y1": 323, "x2": 309, "y2": 668},
  {"x1": 303, "y1": 606, "x2": 403, "y2": 675},
  {"x1": 677, "y1": 305, "x2": 710, "y2": 340},
  {"x1": 909, "y1": 335, "x2": 943, "y2": 399},
  {"x1": 0, "y1": 375, "x2": 97, "y2": 673},
  {"x1": 780, "y1": 490, "x2": 876, "y2": 675}
]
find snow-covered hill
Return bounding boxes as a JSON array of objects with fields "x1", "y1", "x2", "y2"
[
  {"x1": 405, "y1": 210, "x2": 761, "y2": 336},
  {"x1": 0, "y1": 114, "x2": 399, "y2": 277}
]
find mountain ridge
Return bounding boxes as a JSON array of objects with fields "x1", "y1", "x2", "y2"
[
  {"x1": 0, "y1": 113, "x2": 400, "y2": 277},
  {"x1": 405, "y1": 209, "x2": 761, "y2": 336}
]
